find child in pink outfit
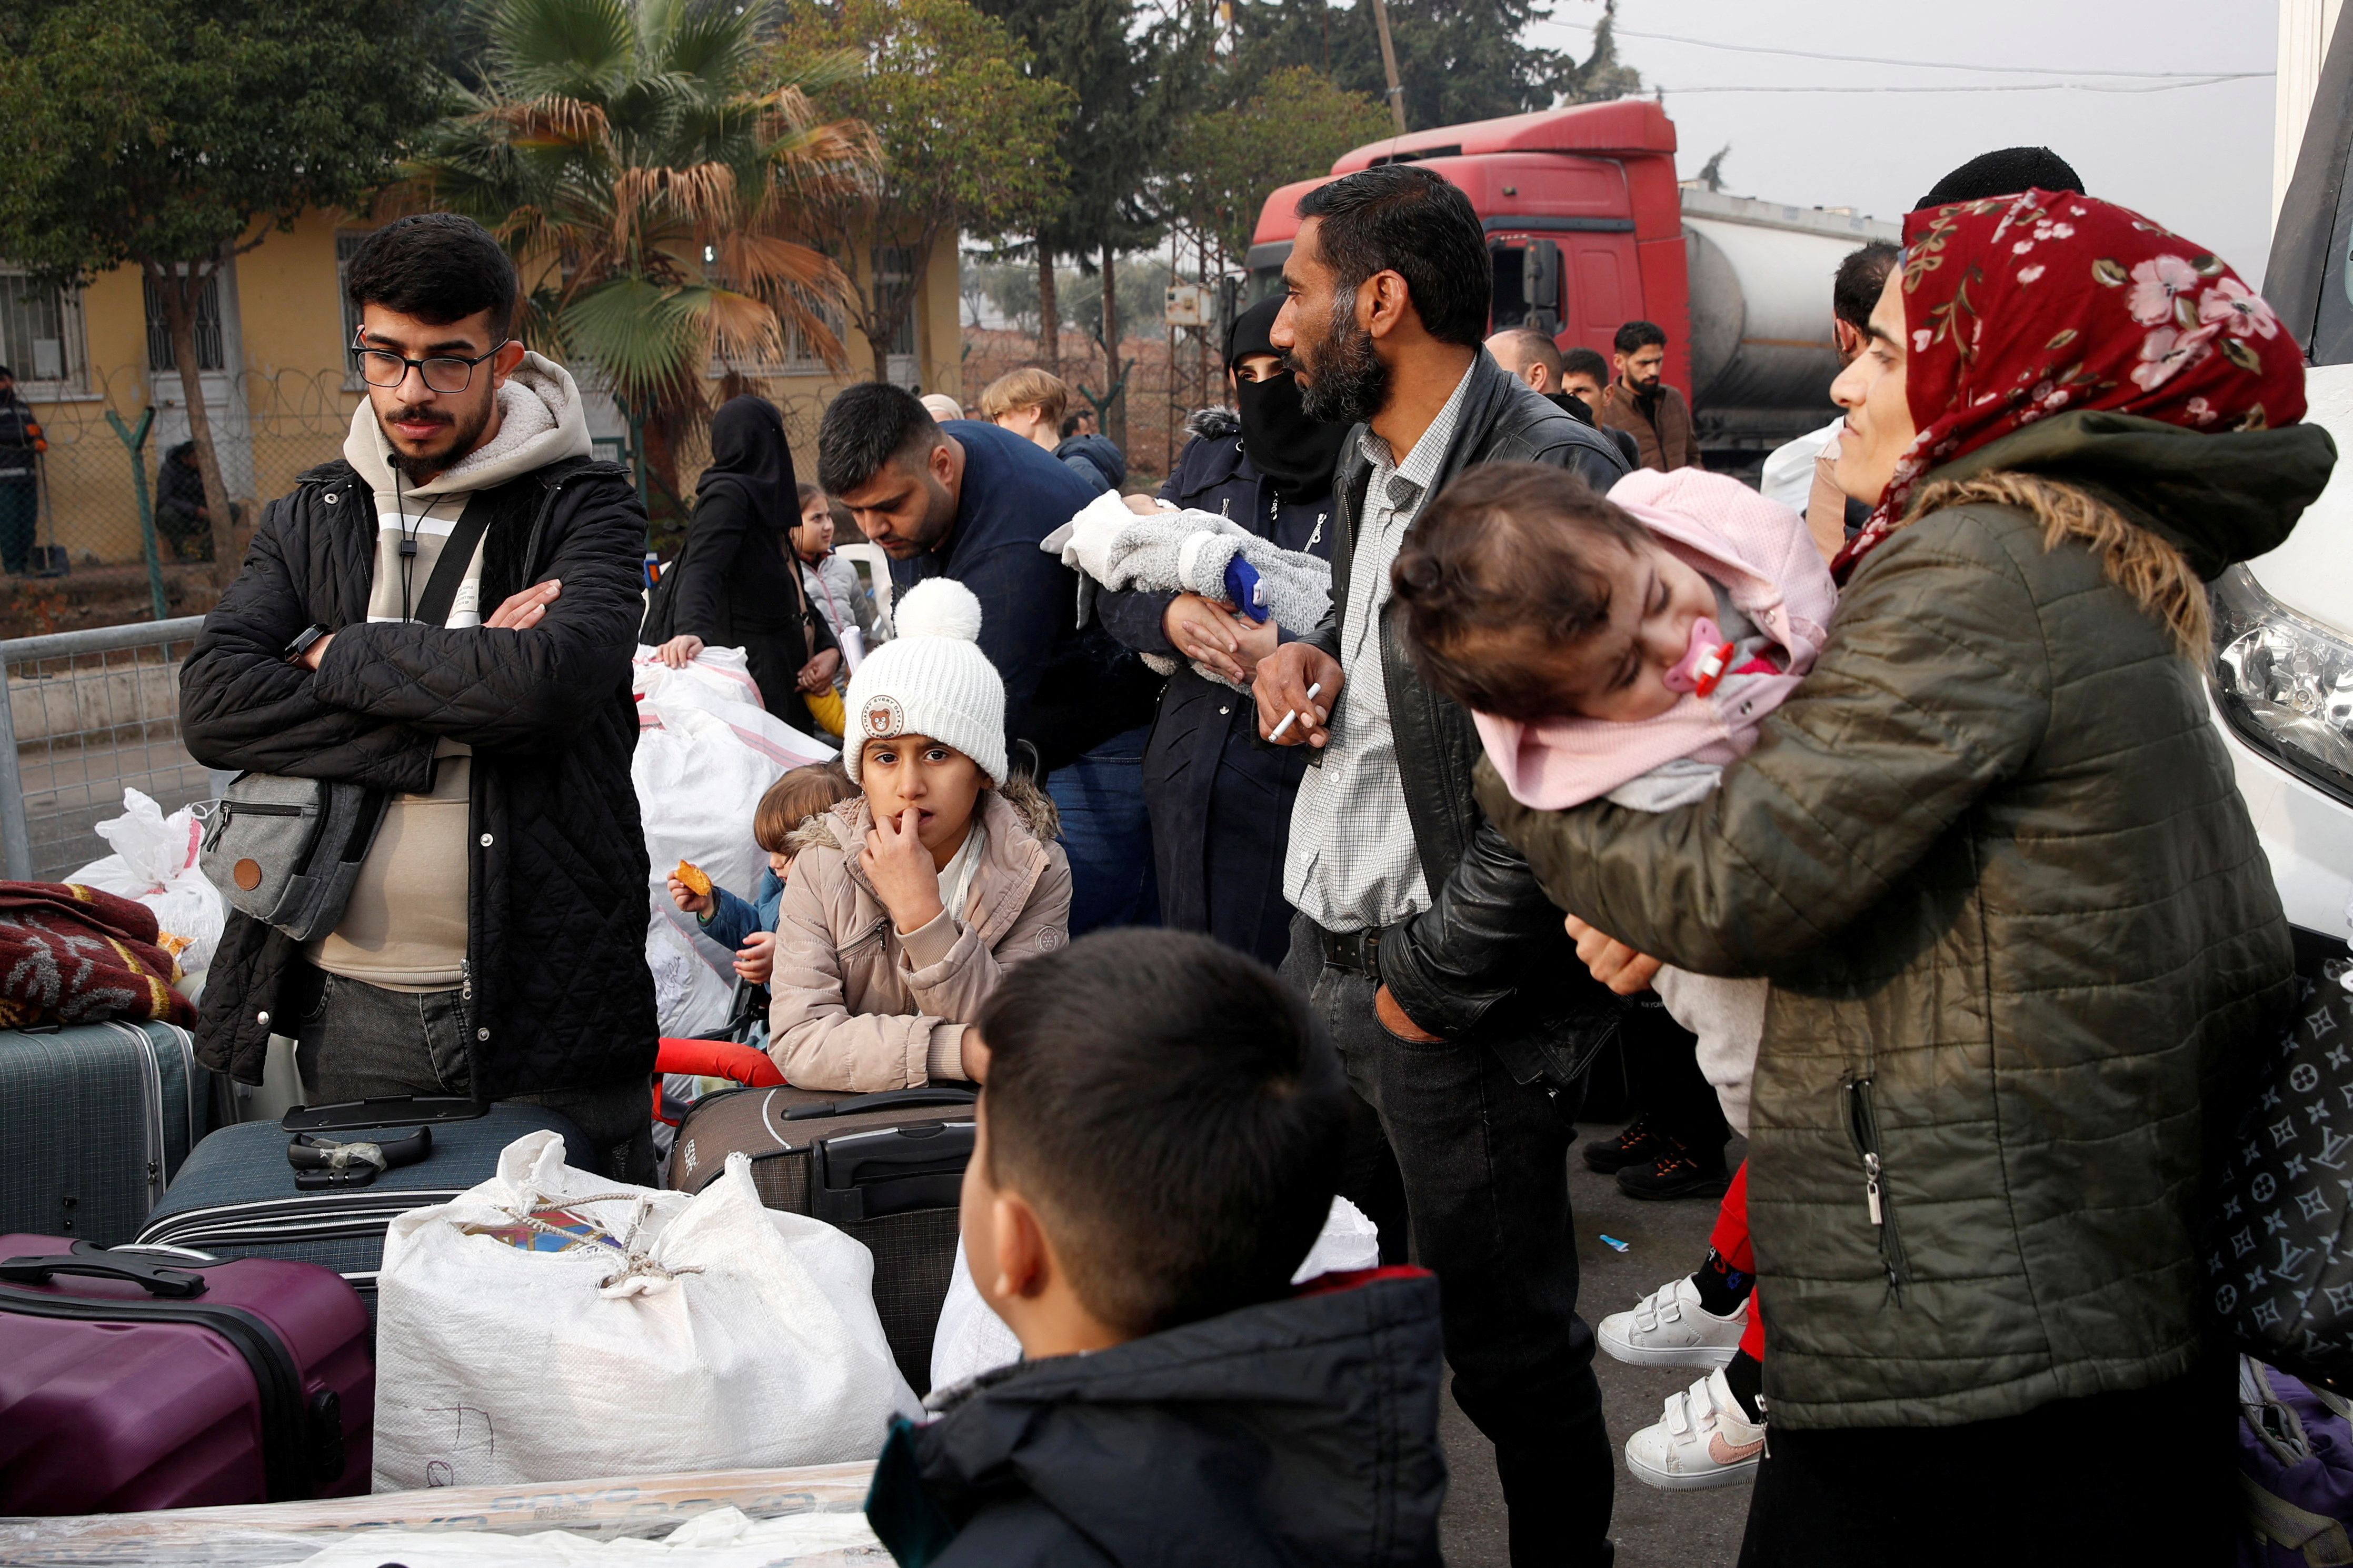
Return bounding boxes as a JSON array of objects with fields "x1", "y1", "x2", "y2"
[{"x1": 1391, "y1": 462, "x2": 1837, "y2": 1131}]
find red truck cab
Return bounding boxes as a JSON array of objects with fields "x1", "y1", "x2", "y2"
[{"x1": 1247, "y1": 99, "x2": 1694, "y2": 396}]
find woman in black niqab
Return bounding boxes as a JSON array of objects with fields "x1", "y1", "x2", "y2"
[{"x1": 644, "y1": 395, "x2": 837, "y2": 734}]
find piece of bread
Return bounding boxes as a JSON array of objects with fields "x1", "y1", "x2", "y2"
[{"x1": 674, "y1": 860, "x2": 712, "y2": 897}]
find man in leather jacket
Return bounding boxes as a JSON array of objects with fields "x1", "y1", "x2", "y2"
[{"x1": 1253, "y1": 165, "x2": 1630, "y2": 1566}]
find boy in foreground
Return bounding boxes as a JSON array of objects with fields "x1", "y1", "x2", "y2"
[{"x1": 864, "y1": 928, "x2": 1447, "y2": 1566}]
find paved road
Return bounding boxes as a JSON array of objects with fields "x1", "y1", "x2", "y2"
[
  {"x1": 10, "y1": 731, "x2": 214, "y2": 878},
  {"x1": 1440, "y1": 1126, "x2": 1752, "y2": 1568}
]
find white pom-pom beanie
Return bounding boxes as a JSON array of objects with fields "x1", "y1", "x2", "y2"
[{"x1": 843, "y1": 577, "x2": 1009, "y2": 785}]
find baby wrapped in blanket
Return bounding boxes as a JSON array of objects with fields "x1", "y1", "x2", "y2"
[{"x1": 1041, "y1": 488, "x2": 1331, "y2": 688}]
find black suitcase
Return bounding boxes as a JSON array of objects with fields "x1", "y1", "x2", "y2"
[
  {"x1": 0, "y1": 1020, "x2": 217, "y2": 1245},
  {"x1": 668, "y1": 1084, "x2": 973, "y2": 1393},
  {"x1": 133, "y1": 1098, "x2": 586, "y2": 1325}
]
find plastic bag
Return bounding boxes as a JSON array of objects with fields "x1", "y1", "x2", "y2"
[
  {"x1": 67, "y1": 788, "x2": 226, "y2": 988},
  {"x1": 633, "y1": 649, "x2": 834, "y2": 1036},
  {"x1": 372, "y1": 1130, "x2": 916, "y2": 1492},
  {"x1": 930, "y1": 1196, "x2": 1380, "y2": 1393}
]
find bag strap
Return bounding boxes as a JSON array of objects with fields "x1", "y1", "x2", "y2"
[{"x1": 411, "y1": 494, "x2": 497, "y2": 628}]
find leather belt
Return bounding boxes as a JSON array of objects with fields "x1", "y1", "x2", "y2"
[{"x1": 1318, "y1": 924, "x2": 1388, "y2": 985}]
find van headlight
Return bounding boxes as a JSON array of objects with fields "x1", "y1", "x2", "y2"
[{"x1": 2211, "y1": 564, "x2": 2353, "y2": 803}]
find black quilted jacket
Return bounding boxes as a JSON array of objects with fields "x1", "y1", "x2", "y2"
[{"x1": 180, "y1": 456, "x2": 657, "y2": 1099}]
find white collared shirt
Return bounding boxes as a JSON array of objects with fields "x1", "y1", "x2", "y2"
[{"x1": 1283, "y1": 362, "x2": 1478, "y2": 934}]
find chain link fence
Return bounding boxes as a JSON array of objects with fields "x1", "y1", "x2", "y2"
[
  {"x1": 0, "y1": 617, "x2": 212, "y2": 881},
  {"x1": 28, "y1": 366, "x2": 356, "y2": 571}
]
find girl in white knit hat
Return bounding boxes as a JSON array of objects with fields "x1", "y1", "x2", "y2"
[{"x1": 767, "y1": 578, "x2": 1073, "y2": 1090}]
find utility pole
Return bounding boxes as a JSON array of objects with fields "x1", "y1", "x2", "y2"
[{"x1": 1369, "y1": 0, "x2": 1408, "y2": 134}]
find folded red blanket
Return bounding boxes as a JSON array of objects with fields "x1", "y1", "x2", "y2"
[{"x1": 0, "y1": 881, "x2": 196, "y2": 1027}]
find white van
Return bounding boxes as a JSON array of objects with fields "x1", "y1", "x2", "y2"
[{"x1": 2216, "y1": 9, "x2": 2353, "y2": 969}]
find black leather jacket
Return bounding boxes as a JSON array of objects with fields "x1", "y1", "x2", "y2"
[{"x1": 1298, "y1": 349, "x2": 1630, "y2": 1082}]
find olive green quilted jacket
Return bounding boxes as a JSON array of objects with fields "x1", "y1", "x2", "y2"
[{"x1": 1478, "y1": 412, "x2": 2335, "y2": 1429}]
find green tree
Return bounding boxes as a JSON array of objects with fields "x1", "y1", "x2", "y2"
[
  {"x1": 775, "y1": 0, "x2": 1072, "y2": 382},
  {"x1": 1231, "y1": 0, "x2": 1638, "y2": 131},
  {"x1": 1169, "y1": 67, "x2": 1394, "y2": 265},
  {"x1": 975, "y1": 0, "x2": 1211, "y2": 444},
  {"x1": 398, "y1": 0, "x2": 875, "y2": 495},
  {"x1": 0, "y1": 0, "x2": 445, "y2": 581}
]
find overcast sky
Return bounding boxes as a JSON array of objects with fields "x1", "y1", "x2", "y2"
[{"x1": 1529, "y1": 0, "x2": 2279, "y2": 282}]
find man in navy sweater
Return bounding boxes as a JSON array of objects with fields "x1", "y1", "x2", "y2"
[{"x1": 819, "y1": 383, "x2": 1162, "y2": 934}]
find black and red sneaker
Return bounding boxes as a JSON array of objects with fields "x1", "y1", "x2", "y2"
[
  {"x1": 1581, "y1": 1114, "x2": 1671, "y2": 1175},
  {"x1": 1618, "y1": 1145, "x2": 1733, "y2": 1201}
]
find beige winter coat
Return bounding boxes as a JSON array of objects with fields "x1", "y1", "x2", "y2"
[{"x1": 769, "y1": 785, "x2": 1072, "y2": 1092}]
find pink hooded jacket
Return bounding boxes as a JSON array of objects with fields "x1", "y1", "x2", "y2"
[{"x1": 1474, "y1": 467, "x2": 1838, "y2": 811}]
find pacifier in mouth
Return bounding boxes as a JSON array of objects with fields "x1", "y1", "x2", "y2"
[{"x1": 1662, "y1": 617, "x2": 1737, "y2": 696}]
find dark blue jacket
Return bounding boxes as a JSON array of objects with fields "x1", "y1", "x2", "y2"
[
  {"x1": 891, "y1": 421, "x2": 1160, "y2": 773},
  {"x1": 700, "y1": 867, "x2": 783, "y2": 954},
  {"x1": 866, "y1": 1269, "x2": 1445, "y2": 1568},
  {"x1": 1095, "y1": 412, "x2": 1333, "y2": 962},
  {"x1": 1053, "y1": 432, "x2": 1125, "y2": 495}
]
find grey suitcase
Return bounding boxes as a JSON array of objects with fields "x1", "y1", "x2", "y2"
[
  {"x1": 0, "y1": 1020, "x2": 214, "y2": 1245},
  {"x1": 135, "y1": 1100, "x2": 589, "y2": 1323},
  {"x1": 667, "y1": 1084, "x2": 974, "y2": 1394}
]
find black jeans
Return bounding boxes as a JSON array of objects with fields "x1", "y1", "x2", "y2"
[
  {"x1": 1283, "y1": 913, "x2": 1616, "y2": 1568},
  {"x1": 1737, "y1": 1363, "x2": 2234, "y2": 1567},
  {"x1": 294, "y1": 969, "x2": 656, "y2": 1185},
  {"x1": 1619, "y1": 990, "x2": 1730, "y2": 1162}
]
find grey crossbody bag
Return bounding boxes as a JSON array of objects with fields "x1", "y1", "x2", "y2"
[{"x1": 197, "y1": 494, "x2": 493, "y2": 941}]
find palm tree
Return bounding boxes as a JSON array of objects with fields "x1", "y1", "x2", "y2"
[{"x1": 393, "y1": 0, "x2": 876, "y2": 490}]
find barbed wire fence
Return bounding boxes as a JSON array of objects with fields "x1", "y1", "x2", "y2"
[{"x1": 27, "y1": 366, "x2": 357, "y2": 576}]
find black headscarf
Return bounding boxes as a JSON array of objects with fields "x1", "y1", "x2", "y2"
[
  {"x1": 1915, "y1": 147, "x2": 2085, "y2": 212},
  {"x1": 1227, "y1": 297, "x2": 1350, "y2": 503},
  {"x1": 697, "y1": 395, "x2": 795, "y2": 532}
]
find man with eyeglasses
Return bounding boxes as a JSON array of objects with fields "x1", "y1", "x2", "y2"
[{"x1": 181, "y1": 212, "x2": 661, "y2": 1181}]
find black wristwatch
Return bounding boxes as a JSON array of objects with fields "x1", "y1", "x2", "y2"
[{"x1": 284, "y1": 623, "x2": 332, "y2": 663}]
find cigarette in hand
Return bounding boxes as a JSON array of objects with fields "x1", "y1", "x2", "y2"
[{"x1": 1269, "y1": 682, "x2": 1324, "y2": 742}]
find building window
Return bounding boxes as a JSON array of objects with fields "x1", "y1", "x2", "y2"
[
  {"x1": 0, "y1": 271, "x2": 88, "y2": 393},
  {"x1": 144, "y1": 272, "x2": 226, "y2": 373},
  {"x1": 709, "y1": 287, "x2": 844, "y2": 378},
  {"x1": 872, "y1": 246, "x2": 919, "y2": 387}
]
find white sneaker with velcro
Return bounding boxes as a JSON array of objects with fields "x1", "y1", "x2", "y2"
[
  {"x1": 1597, "y1": 1274, "x2": 1747, "y2": 1367},
  {"x1": 1624, "y1": 1365, "x2": 1766, "y2": 1491}
]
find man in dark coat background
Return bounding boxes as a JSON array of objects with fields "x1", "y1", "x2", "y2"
[{"x1": 180, "y1": 214, "x2": 657, "y2": 1181}]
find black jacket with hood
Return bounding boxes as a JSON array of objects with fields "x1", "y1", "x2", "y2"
[
  {"x1": 180, "y1": 377, "x2": 656, "y2": 1100},
  {"x1": 1300, "y1": 348, "x2": 1631, "y2": 1081},
  {"x1": 865, "y1": 1269, "x2": 1446, "y2": 1567}
]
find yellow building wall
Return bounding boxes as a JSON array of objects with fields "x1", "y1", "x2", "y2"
[{"x1": 33, "y1": 212, "x2": 963, "y2": 562}]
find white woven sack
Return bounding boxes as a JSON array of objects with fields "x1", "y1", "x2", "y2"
[
  {"x1": 631, "y1": 652, "x2": 831, "y2": 1037},
  {"x1": 372, "y1": 1131, "x2": 916, "y2": 1492}
]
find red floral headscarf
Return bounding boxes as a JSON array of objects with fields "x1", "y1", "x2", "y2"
[{"x1": 1830, "y1": 189, "x2": 2308, "y2": 580}]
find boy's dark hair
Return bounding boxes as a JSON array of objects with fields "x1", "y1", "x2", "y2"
[
  {"x1": 344, "y1": 214, "x2": 518, "y2": 341},
  {"x1": 977, "y1": 928, "x2": 1347, "y2": 1338},
  {"x1": 1561, "y1": 346, "x2": 1610, "y2": 385},
  {"x1": 753, "y1": 761, "x2": 856, "y2": 854},
  {"x1": 1392, "y1": 461, "x2": 1650, "y2": 723},
  {"x1": 1916, "y1": 146, "x2": 2085, "y2": 212},
  {"x1": 817, "y1": 382, "x2": 940, "y2": 496},
  {"x1": 1295, "y1": 166, "x2": 1490, "y2": 348},
  {"x1": 1832, "y1": 242, "x2": 1901, "y2": 334},
  {"x1": 1612, "y1": 319, "x2": 1668, "y2": 355},
  {"x1": 1057, "y1": 410, "x2": 1085, "y2": 438}
]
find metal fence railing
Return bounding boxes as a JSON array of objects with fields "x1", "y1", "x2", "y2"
[{"x1": 0, "y1": 616, "x2": 213, "y2": 881}]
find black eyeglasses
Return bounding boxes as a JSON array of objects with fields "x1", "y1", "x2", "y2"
[{"x1": 351, "y1": 338, "x2": 509, "y2": 395}]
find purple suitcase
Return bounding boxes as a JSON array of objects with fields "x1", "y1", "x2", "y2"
[{"x1": 0, "y1": 1233, "x2": 373, "y2": 1513}]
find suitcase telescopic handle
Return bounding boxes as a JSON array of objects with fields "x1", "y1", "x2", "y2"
[
  {"x1": 783, "y1": 1085, "x2": 979, "y2": 1121},
  {"x1": 0, "y1": 1240, "x2": 209, "y2": 1297}
]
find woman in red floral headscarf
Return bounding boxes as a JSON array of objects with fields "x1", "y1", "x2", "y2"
[{"x1": 1471, "y1": 193, "x2": 2339, "y2": 1563}]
